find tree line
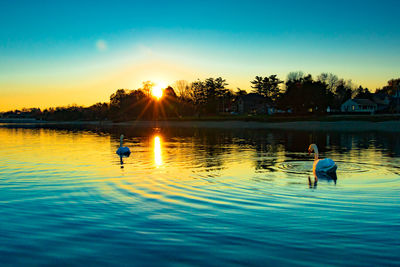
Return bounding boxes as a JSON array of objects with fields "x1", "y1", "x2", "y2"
[{"x1": 2, "y1": 73, "x2": 400, "y2": 121}]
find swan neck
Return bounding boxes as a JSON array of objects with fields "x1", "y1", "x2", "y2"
[
  {"x1": 120, "y1": 135, "x2": 124, "y2": 147},
  {"x1": 313, "y1": 145, "x2": 319, "y2": 160}
]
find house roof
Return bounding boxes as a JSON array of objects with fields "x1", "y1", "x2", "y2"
[
  {"x1": 352, "y1": 98, "x2": 377, "y2": 106},
  {"x1": 240, "y1": 93, "x2": 265, "y2": 101},
  {"x1": 372, "y1": 96, "x2": 388, "y2": 105},
  {"x1": 373, "y1": 91, "x2": 388, "y2": 98},
  {"x1": 238, "y1": 93, "x2": 273, "y2": 106}
]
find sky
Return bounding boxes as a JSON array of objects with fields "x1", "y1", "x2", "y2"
[{"x1": 1, "y1": 0, "x2": 400, "y2": 111}]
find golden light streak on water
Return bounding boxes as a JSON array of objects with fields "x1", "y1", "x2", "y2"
[{"x1": 154, "y1": 135, "x2": 163, "y2": 167}]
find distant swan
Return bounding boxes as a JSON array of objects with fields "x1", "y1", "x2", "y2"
[
  {"x1": 116, "y1": 134, "x2": 131, "y2": 156},
  {"x1": 308, "y1": 144, "x2": 337, "y2": 176}
]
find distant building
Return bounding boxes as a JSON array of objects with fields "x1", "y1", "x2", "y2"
[
  {"x1": 341, "y1": 98, "x2": 377, "y2": 113},
  {"x1": 236, "y1": 93, "x2": 273, "y2": 115}
]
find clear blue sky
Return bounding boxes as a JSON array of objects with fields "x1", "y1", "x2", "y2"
[{"x1": 1, "y1": 0, "x2": 399, "y2": 110}]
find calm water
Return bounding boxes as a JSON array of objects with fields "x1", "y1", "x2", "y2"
[{"x1": 0, "y1": 124, "x2": 399, "y2": 266}]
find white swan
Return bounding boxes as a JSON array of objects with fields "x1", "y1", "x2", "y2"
[
  {"x1": 308, "y1": 144, "x2": 337, "y2": 175},
  {"x1": 116, "y1": 134, "x2": 131, "y2": 156}
]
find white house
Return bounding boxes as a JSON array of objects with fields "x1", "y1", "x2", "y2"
[{"x1": 341, "y1": 99, "x2": 377, "y2": 113}]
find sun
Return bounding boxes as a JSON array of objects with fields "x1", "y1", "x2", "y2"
[
  {"x1": 152, "y1": 86, "x2": 163, "y2": 99},
  {"x1": 151, "y1": 82, "x2": 166, "y2": 100}
]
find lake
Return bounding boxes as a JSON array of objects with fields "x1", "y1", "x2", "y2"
[{"x1": 0, "y1": 124, "x2": 399, "y2": 266}]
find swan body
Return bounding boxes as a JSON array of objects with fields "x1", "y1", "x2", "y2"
[
  {"x1": 308, "y1": 144, "x2": 337, "y2": 173},
  {"x1": 116, "y1": 134, "x2": 131, "y2": 156},
  {"x1": 314, "y1": 158, "x2": 337, "y2": 173},
  {"x1": 117, "y1": 146, "x2": 131, "y2": 155}
]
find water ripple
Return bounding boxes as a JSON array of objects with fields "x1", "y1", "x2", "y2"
[{"x1": 0, "y1": 127, "x2": 399, "y2": 266}]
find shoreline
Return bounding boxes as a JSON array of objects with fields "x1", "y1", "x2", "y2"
[{"x1": 2, "y1": 119, "x2": 400, "y2": 132}]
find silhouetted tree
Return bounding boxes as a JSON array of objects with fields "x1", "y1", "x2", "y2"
[
  {"x1": 376, "y1": 78, "x2": 400, "y2": 96},
  {"x1": 354, "y1": 86, "x2": 372, "y2": 99},
  {"x1": 251, "y1": 76, "x2": 264, "y2": 95},
  {"x1": 235, "y1": 88, "x2": 248, "y2": 97},
  {"x1": 173, "y1": 80, "x2": 190, "y2": 99},
  {"x1": 164, "y1": 86, "x2": 177, "y2": 98},
  {"x1": 188, "y1": 77, "x2": 229, "y2": 114},
  {"x1": 317, "y1": 73, "x2": 339, "y2": 93},
  {"x1": 279, "y1": 74, "x2": 332, "y2": 113},
  {"x1": 287, "y1": 71, "x2": 305, "y2": 83},
  {"x1": 333, "y1": 79, "x2": 354, "y2": 108},
  {"x1": 109, "y1": 88, "x2": 151, "y2": 120},
  {"x1": 251, "y1": 75, "x2": 283, "y2": 101},
  {"x1": 191, "y1": 80, "x2": 207, "y2": 106},
  {"x1": 142, "y1": 81, "x2": 155, "y2": 97},
  {"x1": 158, "y1": 86, "x2": 179, "y2": 117},
  {"x1": 88, "y1": 102, "x2": 109, "y2": 120}
]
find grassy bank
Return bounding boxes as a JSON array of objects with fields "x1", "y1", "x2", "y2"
[
  {"x1": 160, "y1": 114, "x2": 400, "y2": 123},
  {"x1": 2, "y1": 114, "x2": 400, "y2": 124},
  {"x1": 3, "y1": 116, "x2": 400, "y2": 132}
]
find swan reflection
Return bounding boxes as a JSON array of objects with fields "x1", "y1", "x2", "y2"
[
  {"x1": 154, "y1": 135, "x2": 163, "y2": 167},
  {"x1": 309, "y1": 171, "x2": 337, "y2": 188},
  {"x1": 118, "y1": 150, "x2": 131, "y2": 169},
  {"x1": 119, "y1": 155, "x2": 125, "y2": 168}
]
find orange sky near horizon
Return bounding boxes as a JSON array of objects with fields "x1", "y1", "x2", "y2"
[{"x1": 0, "y1": 63, "x2": 393, "y2": 112}]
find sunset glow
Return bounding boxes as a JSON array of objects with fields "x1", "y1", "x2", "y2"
[{"x1": 1, "y1": 1, "x2": 399, "y2": 111}]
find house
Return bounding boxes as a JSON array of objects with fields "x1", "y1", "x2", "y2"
[
  {"x1": 389, "y1": 89, "x2": 400, "y2": 113},
  {"x1": 372, "y1": 94, "x2": 390, "y2": 112},
  {"x1": 341, "y1": 98, "x2": 377, "y2": 113},
  {"x1": 236, "y1": 93, "x2": 273, "y2": 115}
]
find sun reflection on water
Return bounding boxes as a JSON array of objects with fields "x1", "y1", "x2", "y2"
[{"x1": 154, "y1": 135, "x2": 163, "y2": 167}]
